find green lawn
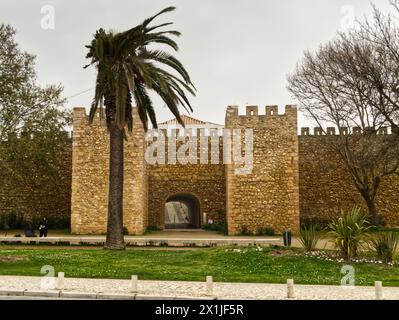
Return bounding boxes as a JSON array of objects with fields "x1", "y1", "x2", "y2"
[{"x1": 0, "y1": 246, "x2": 398, "y2": 286}]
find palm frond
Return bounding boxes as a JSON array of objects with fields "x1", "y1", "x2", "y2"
[
  {"x1": 84, "y1": 6, "x2": 194, "y2": 132},
  {"x1": 142, "y1": 35, "x2": 179, "y2": 51},
  {"x1": 139, "y1": 49, "x2": 193, "y2": 85},
  {"x1": 145, "y1": 22, "x2": 174, "y2": 33},
  {"x1": 141, "y1": 6, "x2": 176, "y2": 29}
]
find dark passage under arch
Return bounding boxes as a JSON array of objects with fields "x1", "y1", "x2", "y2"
[{"x1": 164, "y1": 193, "x2": 200, "y2": 229}]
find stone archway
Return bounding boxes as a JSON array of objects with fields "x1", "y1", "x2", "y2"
[{"x1": 164, "y1": 193, "x2": 200, "y2": 229}]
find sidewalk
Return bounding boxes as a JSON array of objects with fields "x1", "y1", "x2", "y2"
[
  {"x1": 0, "y1": 230, "x2": 283, "y2": 247},
  {"x1": 0, "y1": 230, "x2": 337, "y2": 249},
  {"x1": 0, "y1": 275, "x2": 398, "y2": 300}
]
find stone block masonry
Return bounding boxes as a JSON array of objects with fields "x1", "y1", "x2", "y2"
[
  {"x1": 225, "y1": 105, "x2": 300, "y2": 235},
  {"x1": 0, "y1": 141, "x2": 71, "y2": 226},
  {"x1": 147, "y1": 133, "x2": 226, "y2": 228},
  {"x1": 67, "y1": 104, "x2": 399, "y2": 235},
  {"x1": 4, "y1": 103, "x2": 398, "y2": 234},
  {"x1": 71, "y1": 107, "x2": 148, "y2": 235},
  {"x1": 71, "y1": 104, "x2": 302, "y2": 235},
  {"x1": 299, "y1": 129, "x2": 399, "y2": 226},
  {"x1": 70, "y1": 104, "x2": 302, "y2": 235}
]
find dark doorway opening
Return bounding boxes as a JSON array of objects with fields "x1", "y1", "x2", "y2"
[{"x1": 164, "y1": 194, "x2": 200, "y2": 229}]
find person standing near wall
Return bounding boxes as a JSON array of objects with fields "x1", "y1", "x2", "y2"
[{"x1": 39, "y1": 217, "x2": 48, "y2": 237}]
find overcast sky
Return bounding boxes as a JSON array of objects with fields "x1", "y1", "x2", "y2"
[{"x1": 0, "y1": 0, "x2": 394, "y2": 126}]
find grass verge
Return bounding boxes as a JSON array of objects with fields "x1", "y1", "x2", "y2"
[{"x1": 0, "y1": 245, "x2": 398, "y2": 286}]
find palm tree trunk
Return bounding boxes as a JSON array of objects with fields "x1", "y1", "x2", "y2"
[{"x1": 104, "y1": 119, "x2": 125, "y2": 250}]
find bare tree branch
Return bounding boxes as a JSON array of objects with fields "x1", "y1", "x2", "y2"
[{"x1": 287, "y1": 21, "x2": 399, "y2": 224}]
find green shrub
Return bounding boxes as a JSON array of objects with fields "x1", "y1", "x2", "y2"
[
  {"x1": 214, "y1": 209, "x2": 226, "y2": 218},
  {"x1": 238, "y1": 226, "x2": 252, "y2": 236},
  {"x1": 369, "y1": 232, "x2": 399, "y2": 264},
  {"x1": 0, "y1": 212, "x2": 24, "y2": 230},
  {"x1": 299, "y1": 225, "x2": 319, "y2": 251},
  {"x1": 202, "y1": 223, "x2": 227, "y2": 235},
  {"x1": 48, "y1": 216, "x2": 70, "y2": 229},
  {"x1": 146, "y1": 225, "x2": 161, "y2": 231},
  {"x1": 328, "y1": 206, "x2": 370, "y2": 261},
  {"x1": 369, "y1": 225, "x2": 399, "y2": 233},
  {"x1": 301, "y1": 217, "x2": 330, "y2": 230},
  {"x1": 256, "y1": 227, "x2": 275, "y2": 236},
  {"x1": 0, "y1": 213, "x2": 70, "y2": 230}
]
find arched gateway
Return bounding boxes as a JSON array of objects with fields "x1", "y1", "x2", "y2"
[{"x1": 164, "y1": 193, "x2": 200, "y2": 229}]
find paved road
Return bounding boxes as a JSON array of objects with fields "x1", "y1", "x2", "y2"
[{"x1": 1, "y1": 276, "x2": 398, "y2": 300}]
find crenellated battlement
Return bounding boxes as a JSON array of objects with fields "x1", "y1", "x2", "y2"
[
  {"x1": 73, "y1": 106, "x2": 144, "y2": 130},
  {"x1": 73, "y1": 107, "x2": 106, "y2": 120},
  {"x1": 226, "y1": 105, "x2": 297, "y2": 118},
  {"x1": 225, "y1": 104, "x2": 297, "y2": 128},
  {"x1": 73, "y1": 107, "x2": 88, "y2": 117},
  {"x1": 300, "y1": 126, "x2": 391, "y2": 136},
  {"x1": 73, "y1": 106, "x2": 94, "y2": 125},
  {"x1": 147, "y1": 128, "x2": 225, "y2": 138},
  {"x1": 73, "y1": 107, "x2": 104, "y2": 125}
]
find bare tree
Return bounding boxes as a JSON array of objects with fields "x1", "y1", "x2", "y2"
[
  {"x1": 287, "y1": 32, "x2": 399, "y2": 225},
  {"x1": 352, "y1": 1, "x2": 399, "y2": 132}
]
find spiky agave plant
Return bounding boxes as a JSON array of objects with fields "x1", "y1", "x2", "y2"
[
  {"x1": 369, "y1": 232, "x2": 399, "y2": 264},
  {"x1": 328, "y1": 206, "x2": 370, "y2": 261},
  {"x1": 84, "y1": 7, "x2": 195, "y2": 249},
  {"x1": 299, "y1": 224, "x2": 320, "y2": 251}
]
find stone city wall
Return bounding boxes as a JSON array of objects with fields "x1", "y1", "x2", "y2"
[
  {"x1": 299, "y1": 128, "x2": 399, "y2": 226},
  {"x1": 5, "y1": 105, "x2": 399, "y2": 235},
  {"x1": 0, "y1": 141, "x2": 71, "y2": 228}
]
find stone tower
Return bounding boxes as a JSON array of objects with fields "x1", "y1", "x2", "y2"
[
  {"x1": 70, "y1": 107, "x2": 148, "y2": 235},
  {"x1": 225, "y1": 105, "x2": 300, "y2": 235}
]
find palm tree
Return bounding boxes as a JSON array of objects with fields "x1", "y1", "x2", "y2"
[{"x1": 84, "y1": 7, "x2": 195, "y2": 249}]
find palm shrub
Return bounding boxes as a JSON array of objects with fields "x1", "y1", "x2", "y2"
[
  {"x1": 299, "y1": 224, "x2": 319, "y2": 251},
  {"x1": 328, "y1": 206, "x2": 370, "y2": 261},
  {"x1": 369, "y1": 232, "x2": 399, "y2": 264}
]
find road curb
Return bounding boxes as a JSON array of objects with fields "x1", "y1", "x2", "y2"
[
  {"x1": 60, "y1": 291, "x2": 97, "y2": 299},
  {"x1": 96, "y1": 293, "x2": 136, "y2": 300},
  {"x1": 0, "y1": 289, "x2": 218, "y2": 300},
  {"x1": 0, "y1": 289, "x2": 25, "y2": 296},
  {"x1": 24, "y1": 290, "x2": 60, "y2": 297}
]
